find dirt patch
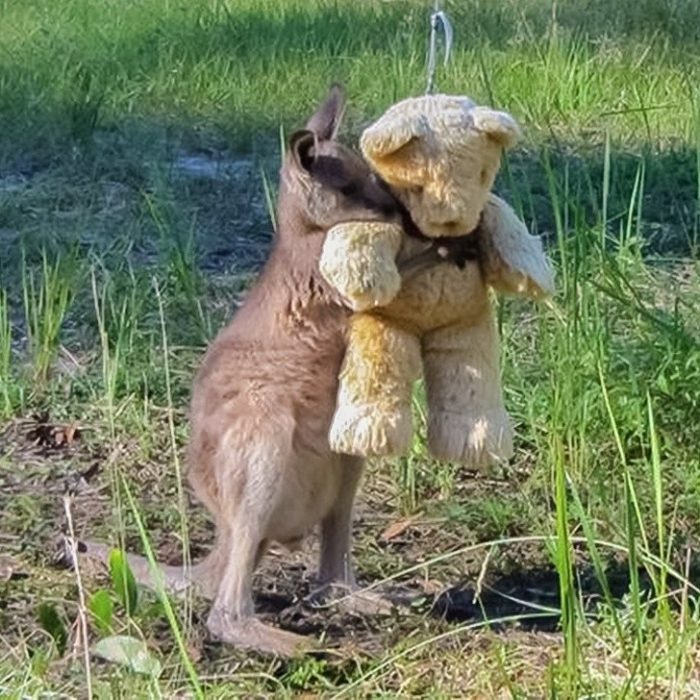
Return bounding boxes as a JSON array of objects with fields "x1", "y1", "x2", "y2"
[{"x1": 0, "y1": 404, "x2": 680, "y2": 650}]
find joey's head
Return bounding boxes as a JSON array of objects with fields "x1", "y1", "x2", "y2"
[
  {"x1": 360, "y1": 94, "x2": 520, "y2": 238},
  {"x1": 280, "y1": 85, "x2": 399, "y2": 233}
]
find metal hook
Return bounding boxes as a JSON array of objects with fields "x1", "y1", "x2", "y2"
[{"x1": 426, "y1": 6, "x2": 454, "y2": 94}]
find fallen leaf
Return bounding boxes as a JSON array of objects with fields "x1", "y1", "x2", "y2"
[
  {"x1": 380, "y1": 514, "x2": 421, "y2": 542},
  {"x1": 421, "y1": 579, "x2": 445, "y2": 595},
  {"x1": 0, "y1": 555, "x2": 23, "y2": 581},
  {"x1": 92, "y1": 635, "x2": 161, "y2": 677},
  {"x1": 25, "y1": 412, "x2": 81, "y2": 450},
  {"x1": 185, "y1": 639, "x2": 203, "y2": 664},
  {"x1": 53, "y1": 422, "x2": 81, "y2": 447}
]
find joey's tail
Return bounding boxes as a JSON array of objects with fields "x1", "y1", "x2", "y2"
[{"x1": 74, "y1": 539, "x2": 218, "y2": 600}]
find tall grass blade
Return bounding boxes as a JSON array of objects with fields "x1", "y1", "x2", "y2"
[
  {"x1": 542, "y1": 148, "x2": 568, "y2": 292},
  {"x1": 624, "y1": 474, "x2": 645, "y2": 662},
  {"x1": 21, "y1": 249, "x2": 77, "y2": 387},
  {"x1": 121, "y1": 476, "x2": 203, "y2": 699},
  {"x1": 552, "y1": 435, "x2": 578, "y2": 693},
  {"x1": 566, "y1": 471, "x2": 630, "y2": 664},
  {"x1": 153, "y1": 278, "x2": 192, "y2": 625},
  {"x1": 647, "y1": 392, "x2": 671, "y2": 632},
  {"x1": 0, "y1": 289, "x2": 13, "y2": 416},
  {"x1": 601, "y1": 130, "x2": 611, "y2": 247},
  {"x1": 261, "y1": 166, "x2": 278, "y2": 234}
]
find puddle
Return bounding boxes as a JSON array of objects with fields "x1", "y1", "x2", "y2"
[
  {"x1": 0, "y1": 174, "x2": 30, "y2": 194},
  {"x1": 172, "y1": 153, "x2": 254, "y2": 182}
]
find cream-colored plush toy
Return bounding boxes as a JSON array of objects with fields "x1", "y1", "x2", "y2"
[{"x1": 320, "y1": 94, "x2": 555, "y2": 467}]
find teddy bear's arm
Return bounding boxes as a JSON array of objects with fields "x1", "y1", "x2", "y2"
[
  {"x1": 480, "y1": 194, "x2": 555, "y2": 299},
  {"x1": 320, "y1": 221, "x2": 403, "y2": 311}
]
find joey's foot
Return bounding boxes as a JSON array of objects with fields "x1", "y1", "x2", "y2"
[
  {"x1": 428, "y1": 408, "x2": 513, "y2": 468},
  {"x1": 329, "y1": 403, "x2": 412, "y2": 457},
  {"x1": 306, "y1": 583, "x2": 395, "y2": 616},
  {"x1": 206, "y1": 608, "x2": 313, "y2": 657}
]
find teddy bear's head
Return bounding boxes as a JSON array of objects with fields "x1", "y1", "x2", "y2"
[{"x1": 360, "y1": 94, "x2": 520, "y2": 238}]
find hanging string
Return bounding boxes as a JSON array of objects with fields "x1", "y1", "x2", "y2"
[{"x1": 425, "y1": 0, "x2": 454, "y2": 94}]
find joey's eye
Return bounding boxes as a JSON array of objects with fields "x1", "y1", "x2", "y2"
[
  {"x1": 480, "y1": 168, "x2": 489, "y2": 184},
  {"x1": 312, "y1": 156, "x2": 350, "y2": 189},
  {"x1": 410, "y1": 185, "x2": 423, "y2": 195},
  {"x1": 339, "y1": 182, "x2": 359, "y2": 197}
]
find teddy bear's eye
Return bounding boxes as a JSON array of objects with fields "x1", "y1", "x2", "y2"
[
  {"x1": 480, "y1": 168, "x2": 489, "y2": 184},
  {"x1": 410, "y1": 185, "x2": 424, "y2": 195}
]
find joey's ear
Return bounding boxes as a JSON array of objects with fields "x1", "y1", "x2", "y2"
[
  {"x1": 305, "y1": 83, "x2": 346, "y2": 141},
  {"x1": 470, "y1": 107, "x2": 521, "y2": 149},
  {"x1": 288, "y1": 129, "x2": 317, "y2": 172}
]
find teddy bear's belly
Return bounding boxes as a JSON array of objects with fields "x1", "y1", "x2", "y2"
[{"x1": 379, "y1": 260, "x2": 489, "y2": 331}]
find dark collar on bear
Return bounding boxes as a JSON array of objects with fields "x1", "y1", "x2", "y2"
[{"x1": 396, "y1": 199, "x2": 481, "y2": 269}]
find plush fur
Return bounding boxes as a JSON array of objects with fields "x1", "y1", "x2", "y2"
[{"x1": 320, "y1": 94, "x2": 555, "y2": 468}]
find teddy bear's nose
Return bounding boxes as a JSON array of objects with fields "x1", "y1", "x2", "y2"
[{"x1": 435, "y1": 220, "x2": 463, "y2": 234}]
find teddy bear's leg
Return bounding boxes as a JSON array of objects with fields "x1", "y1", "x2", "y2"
[
  {"x1": 330, "y1": 313, "x2": 421, "y2": 457},
  {"x1": 423, "y1": 309, "x2": 513, "y2": 468}
]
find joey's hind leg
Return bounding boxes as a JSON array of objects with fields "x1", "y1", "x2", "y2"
[
  {"x1": 309, "y1": 456, "x2": 393, "y2": 616},
  {"x1": 186, "y1": 523, "x2": 233, "y2": 600},
  {"x1": 206, "y1": 440, "x2": 311, "y2": 657},
  {"x1": 206, "y1": 515, "x2": 310, "y2": 657},
  {"x1": 317, "y1": 456, "x2": 364, "y2": 588}
]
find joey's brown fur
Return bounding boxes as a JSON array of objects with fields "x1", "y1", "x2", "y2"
[{"x1": 82, "y1": 85, "x2": 401, "y2": 656}]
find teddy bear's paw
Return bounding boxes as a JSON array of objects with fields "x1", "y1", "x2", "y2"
[
  {"x1": 329, "y1": 403, "x2": 412, "y2": 456},
  {"x1": 320, "y1": 222, "x2": 403, "y2": 311},
  {"x1": 427, "y1": 409, "x2": 514, "y2": 468},
  {"x1": 342, "y1": 267, "x2": 401, "y2": 312}
]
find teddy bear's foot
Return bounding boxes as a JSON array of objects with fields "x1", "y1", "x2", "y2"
[
  {"x1": 329, "y1": 403, "x2": 412, "y2": 457},
  {"x1": 427, "y1": 408, "x2": 513, "y2": 468}
]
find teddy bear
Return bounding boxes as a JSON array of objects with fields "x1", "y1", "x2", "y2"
[{"x1": 319, "y1": 94, "x2": 555, "y2": 468}]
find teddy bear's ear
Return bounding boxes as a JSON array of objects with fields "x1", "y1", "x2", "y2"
[
  {"x1": 470, "y1": 107, "x2": 521, "y2": 149},
  {"x1": 360, "y1": 115, "x2": 430, "y2": 163}
]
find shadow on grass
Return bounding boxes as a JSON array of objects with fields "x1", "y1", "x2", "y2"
[
  {"x1": 431, "y1": 555, "x2": 700, "y2": 633},
  {"x1": 505, "y1": 141, "x2": 699, "y2": 255},
  {"x1": 2, "y1": 118, "x2": 697, "y2": 295}
]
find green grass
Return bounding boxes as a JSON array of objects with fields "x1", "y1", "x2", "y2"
[{"x1": 2, "y1": 0, "x2": 700, "y2": 696}]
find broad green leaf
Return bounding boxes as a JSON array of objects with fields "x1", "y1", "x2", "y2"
[
  {"x1": 89, "y1": 589, "x2": 114, "y2": 632},
  {"x1": 108, "y1": 548, "x2": 138, "y2": 615},
  {"x1": 92, "y1": 635, "x2": 161, "y2": 677}
]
